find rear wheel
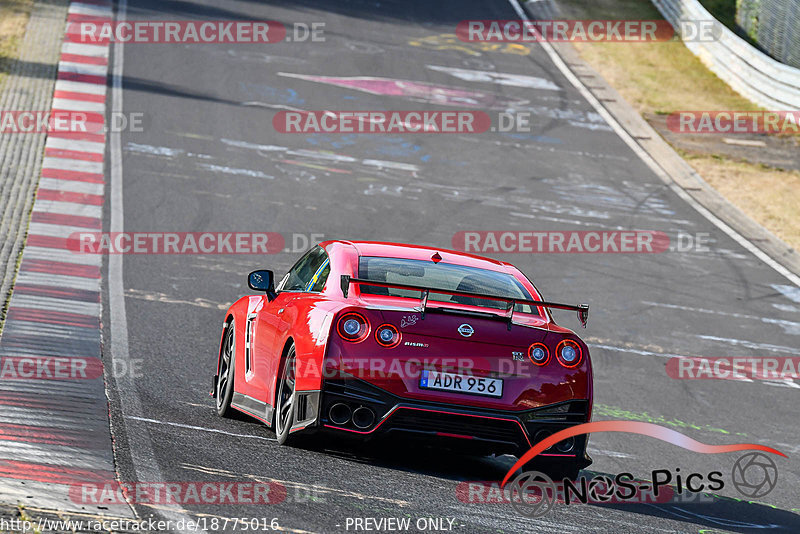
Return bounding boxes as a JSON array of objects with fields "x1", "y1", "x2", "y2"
[
  {"x1": 215, "y1": 321, "x2": 236, "y2": 417},
  {"x1": 275, "y1": 345, "x2": 299, "y2": 445}
]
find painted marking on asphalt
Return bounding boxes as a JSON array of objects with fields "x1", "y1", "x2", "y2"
[
  {"x1": 56, "y1": 70, "x2": 106, "y2": 85},
  {"x1": 44, "y1": 148, "x2": 105, "y2": 162},
  {"x1": 29, "y1": 221, "x2": 101, "y2": 238},
  {"x1": 31, "y1": 199, "x2": 103, "y2": 218},
  {"x1": 6, "y1": 308, "x2": 99, "y2": 328},
  {"x1": 15, "y1": 271, "x2": 101, "y2": 292},
  {"x1": 9, "y1": 294, "x2": 100, "y2": 316},
  {"x1": 128, "y1": 416, "x2": 276, "y2": 442},
  {"x1": 61, "y1": 41, "x2": 110, "y2": 58},
  {"x1": 125, "y1": 288, "x2": 232, "y2": 310},
  {"x1": 45, "y1": 136, "x2": 106, "y2": 154},
  {"x1": 772, "y1": 284, "x2": 800, "y2": 303},
  {"x1": 57, "y1": 61, "x2": 108, "y2": 77},
  {"x1": 426, "y1": 65, "x2": 561, "y2": 91},
  {"x1": 20, "y1": 259, "x2": 100, "y2": 278},
  {"x1": 41, "y1": 167, "x2": 105, "y2": 183},
  {"x1": 181, "y1": 463, "x2": 413, "y2": 506},
  {"x1": 59, "y1": 53, "x2": 108, "y2": 66},
  {"x1": 198, "y1": 163, "x2": 275, "y2": 179},
  {"x1": 642, "y1": 300, "x2": 800, "y2": 336},
  {"x1": 51, "y1": 97, "x2": 106, "y2": 112},
  {"x1": 36, "y1": 189, "x2": 104, "y2": 205},
  {"x1": 38, "y1": 176, "x2": 105, "y2": 195},
  {"x1": 54, "y1": 79, "x2": 107, "y2": 95},
  {"x1": 42, "y1": 156, "x2": 103, "y2": 173},
  {"x1": 696, "y1": 334, "x2": 800, "y2": 355},
  {"x1": 125, "y1": 142, "x2": 183, "y2": 157},
  {"x1": 0, "y1": 459, "x2": 114, "y2": 485}
]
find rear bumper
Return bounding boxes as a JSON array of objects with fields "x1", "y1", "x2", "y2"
[{"x1": 317, "y1": 373, "x2": 592, "y2": 464}]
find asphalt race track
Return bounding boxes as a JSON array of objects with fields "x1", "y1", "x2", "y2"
[{"x1": 102, "y1": 0, "x2": 800, "y2": 532}]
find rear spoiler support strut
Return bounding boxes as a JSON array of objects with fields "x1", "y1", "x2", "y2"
[{"x1": 340, "y1": 275, "x2": 589, "y2": 328}]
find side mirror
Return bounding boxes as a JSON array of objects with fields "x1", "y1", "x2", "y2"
[{"x1": 248, "y1": 270, "x2": 276, "y2": 301}]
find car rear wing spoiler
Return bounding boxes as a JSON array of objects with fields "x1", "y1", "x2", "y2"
[{"x1": 340, "y1": 275, "x2": 589, "y2": 328}]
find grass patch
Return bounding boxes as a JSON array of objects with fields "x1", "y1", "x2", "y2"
[
  {"x1": 0, "y1": 0, "x2": 34, "y2": 90},
  {"x1": 544, "y1": 0, "x2": 800, "y2": 254},
  {"x1": 555, "y1": 0, "x2": 760, "y2": 114},
  {"x1": 681, "y1": 152, "x2": 800, "y2": 252}
]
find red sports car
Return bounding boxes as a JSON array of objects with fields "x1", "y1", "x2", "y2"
[{"x1": 213, "y1": 241, "x2": 592, "y2": 476}]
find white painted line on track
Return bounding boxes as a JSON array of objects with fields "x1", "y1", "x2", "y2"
[
  {"x1": 128, "y1": 416, "x2": 277, "y2": 442},
  {"x1": 107, "y1": 2, "x2": 206, "y2": 531}
]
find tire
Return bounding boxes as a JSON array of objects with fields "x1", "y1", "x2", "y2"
[
  {"x1": 274, "y1": 345, "x2": 299, "y2": 445},
  {"x1": 215, "y1": 320, "x2": 236, "y2": 417}
]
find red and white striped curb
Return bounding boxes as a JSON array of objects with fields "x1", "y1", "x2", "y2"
[{"x1": 0, "y1": 0, "x2": 131, "y2": 515}]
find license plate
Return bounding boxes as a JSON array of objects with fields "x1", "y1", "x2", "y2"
[{"x1": 419, "y1": 370, "x2": 503, "y2": 398}]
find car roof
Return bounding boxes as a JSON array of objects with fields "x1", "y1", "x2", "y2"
[{"x1": 324, "y1": 240, "x2": 514, "y2": 273}]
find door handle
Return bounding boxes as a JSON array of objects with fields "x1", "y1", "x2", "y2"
[{"x1": 278, "y1": 308, "x2": 285, "y2": 314}]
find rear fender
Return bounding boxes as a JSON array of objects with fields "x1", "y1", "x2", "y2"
[{"x1": 215, "y1": 296, "x2": 262, "y2": 385}]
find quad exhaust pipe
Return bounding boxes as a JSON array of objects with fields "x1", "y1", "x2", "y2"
[
  {"x1": 329, "y1": 403, "x2": 351, "y2": 425},
  {"x1": 352, "y1": 406, "x2": 376, "y2": 429},
  {"x1": 329, "y1": 403, "x2": 376, "y2": 429}
]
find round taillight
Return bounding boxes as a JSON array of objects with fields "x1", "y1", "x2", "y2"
[
  {"x1": 375, "y1": 324, "x2": 401, "y2": 348},
  {"x1": 556, "y1": 339, "x2": 582, "y2": 368},
  {"x1": 528, "y1": 342, "x2": 550, "y2": 366},
  {"x1": 337, "y1": 312, "x2": 369, "y2": 342}
]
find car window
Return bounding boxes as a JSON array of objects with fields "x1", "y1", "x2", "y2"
[
  {"x1": 308, "y1": 257, "x2": 330, "y2": 292},
  {"x1": 280, "y1": 246, "x2": 329, "y2": 292},
  {"x1": 358, "y1": 256, "x2": 538, "y2": 314}
]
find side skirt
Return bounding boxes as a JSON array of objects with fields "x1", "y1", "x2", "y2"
[{"x1": 232, "y1": 392, "x2": 274, "y2": 427}]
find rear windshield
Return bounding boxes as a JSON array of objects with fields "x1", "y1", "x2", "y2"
[{"x1": 357, "y1": 256, "x2": 538, "y2": 314}]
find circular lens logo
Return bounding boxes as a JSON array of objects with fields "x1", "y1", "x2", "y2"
[
  {"x1": 732, "y1": 452, "x2": 778, "y2": 498},
  {"x1": 457, "y1": 324, "x2": 474, "y2": 337},
  {"x1": 509, "y1": 471, "x2": 556, "y2": 517}
]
